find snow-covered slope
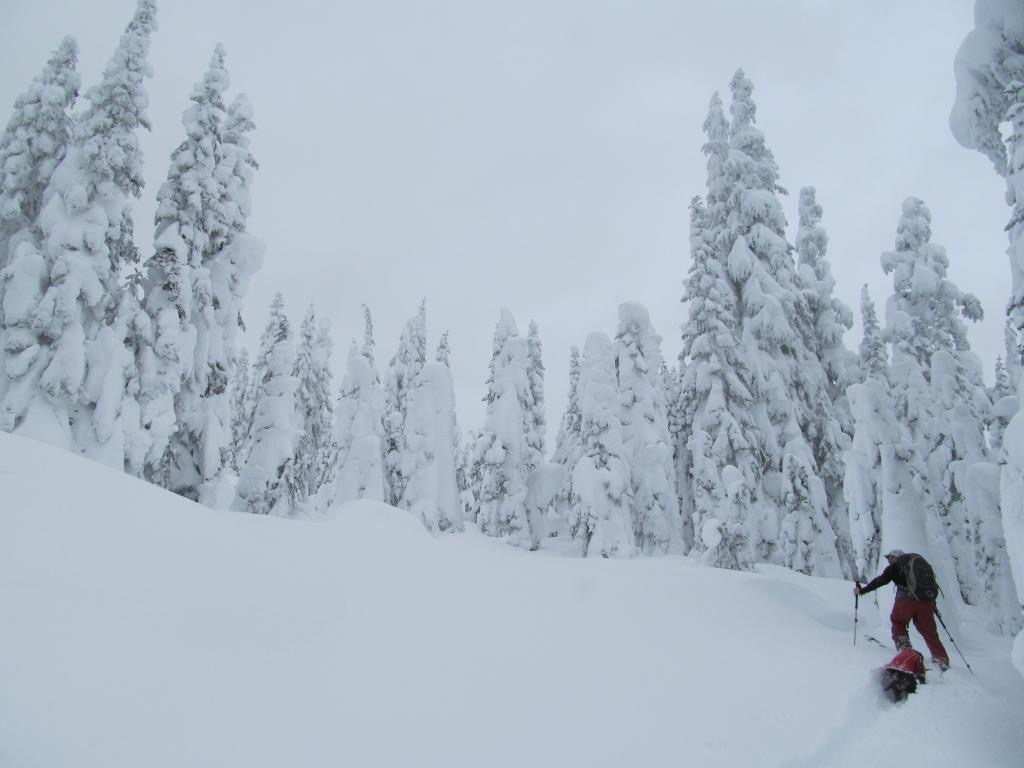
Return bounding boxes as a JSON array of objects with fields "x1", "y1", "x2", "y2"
[{"x1": 1, "y1": 432, "x2": 1021, "y2": 768}]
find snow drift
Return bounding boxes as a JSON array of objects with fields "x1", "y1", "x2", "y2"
[{"x1": 1, "y1": 432, "x2": 1022, "y2": 767}]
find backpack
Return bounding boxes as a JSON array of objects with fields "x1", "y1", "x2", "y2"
[{"x1": 900, "y1": 554, "x2": 939, "y2": 601}]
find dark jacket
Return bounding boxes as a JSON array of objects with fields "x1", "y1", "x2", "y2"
[{"x1": 860, "y1": 554, "x2": 920, "y2": 600}]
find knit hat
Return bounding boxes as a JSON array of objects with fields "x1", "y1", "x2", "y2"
[{"x1": 885, "y1": 549, "x2": 904, "y2": 559}]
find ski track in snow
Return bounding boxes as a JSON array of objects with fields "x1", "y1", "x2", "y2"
[{"x1": 1, "y1": 432, "x2": 1022, "y2": 768}]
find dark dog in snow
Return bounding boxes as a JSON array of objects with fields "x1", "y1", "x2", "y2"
[{"x1": 879, "y1": 648, "x2": 926, "y2": 702}]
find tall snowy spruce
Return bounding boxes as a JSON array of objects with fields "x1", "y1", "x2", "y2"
[
  {"x1": 469, "y1": 309, "x2": 534, "y2": 544},
  {"x1": 614, "y1": 302, "x2": 679, "y2": 553},
  {"x1": 233, "y1": 294, "x2": 299, "y2": 516},
  {"x1": 384, "y1": 302, "x2": 427, "y2": 507},
  {"x1": 843, "y1": 287, "x2": 889, "y2": 581},
  {"x1": 525, "y1": 320, "x2": 546, "y2": 467},
  {"x1": 882, "y1": 198, "x2": 1018, "y2": 631},
  {"x1": 290, "y1": 305, "x2": 334, "y2": 511},
  {"x1": 333, "y1": 306, "x2": 386, "y2": 504},
  {"x1": 0, "y1": 37, "x2": 79, "y2": 269},
  {"x1": 795, "y1": 186, "x2": 857, "y2": 576},
  {"x1": 551, "y1": 344, "x2": 584, "y2": 535},
  {"x1": 398, "y1": 334, "x2": 462, "y2": 532},
  {"x1": 952, "y1": 1, "x2": 1024, "y2": 665},
  {"x1": 568, "y1": 332, "x2": 635, "y2": 558},
  {"x1": 137, "y1": 44, "x2": 228, "y2": 487},
  {"x1": 717, "y1": 70, "x2": 840, "y2": 576},
  {"x1": 173, "y1": 78, "x2": 263, "y2": 506},
  {"x1": 990, "y1": 354, "x2": 1015, "y2": 455},
  {"x1": 228, "y1": 346, "x2": 251, "y2": 471},
  {"x1": 0, "y1": 36, "x2": 80, "y2": 427},
  {"x1": 677, "y1": 80, "x2": 840, "y2": 575},
  {"x1": 0, "y1": 1, "x2": 157, "y2": 469},
  {"x1": 678, "y1": 187, "x2": 755, "y2": 568}
]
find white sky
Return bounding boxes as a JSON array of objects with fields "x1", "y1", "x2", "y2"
[{"x1": 0, "y1": 0, "x2": 1008, "y2": 446}]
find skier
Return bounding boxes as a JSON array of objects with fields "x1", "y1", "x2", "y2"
[{"x1": 854, "y1": 549, "x2": 950, "y2": 671}]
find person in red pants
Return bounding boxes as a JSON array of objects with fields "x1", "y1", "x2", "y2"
[{"x1": 854, "y1": 549, "x2": 950, "y2": 671}]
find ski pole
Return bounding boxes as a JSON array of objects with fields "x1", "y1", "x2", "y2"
[
  {"x1": 853, "y1": 588, "x2": 859, "y2": 646},
  {"x1": 934, "y1": 606, "x2": 974, "y2": 675}
]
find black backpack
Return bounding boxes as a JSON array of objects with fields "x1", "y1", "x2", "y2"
[{"x1": 899, "y1": 554, "x2": 939, "y2": 601}]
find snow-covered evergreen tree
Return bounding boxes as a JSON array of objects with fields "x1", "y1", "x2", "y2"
[
  {"x1": 138, "y1": 44, "x2": 228, "y2": 487},
  {"x1": 0, "y1": 1, "x2": 156, "y2": 469},
  {"x1": 844, "y1": 287, "x2": 887, "y2": 581},
  {"x1": 711, "y1": 70, "x2": 840, "y2": 575},
  {"x1": 469, "y1": 309, "x2": 533, "y2": 544},
  {"x1": 525, "y1": 319, "x2": 546, "y2": 468},
  {"x1": 952, "y1": 6, "x2": 1024, "y2": 657},
  {"x1": 568, "y1": 332, "x2": 635, "y2": 558},
  {"x1": 436, "y1": 329, "x2": 451, "y2": 366},
  {"x1": 180, "y1": 86, "x2": 263, "y2": 506},
  {"x1": 698, "y1": 459, "x2": 754, "y2": 570},
  {"x1": 0, "y1": 36, "x2": 80, "y2": 431},
  {"x1": 552, "y1": 345, "x2": 582, "y2": 468},
  {"x1": 455, "y1": 427, "x2": 479, "y2": 523},
  {"x1": 399, "y1": 338, "x2": 462, "y2": 533},
  {"x1": 662, "y1": 360, "x2": 691, "y2": 551},
  {"x1": 384, "y1": 301, "x2": 427, "y2": 506},
  {"x1": 880, "y1": 200, "x2": 984, "y2": 620},
  {"x1": 291, "y1": 305, "x2": 334, "y2": 508},
  {"x1": 228, "y1": 346, "x2": 250, "y2": 471},
  {"x1": 795, "y1": 186, "x2": 857, "y2": 576},
  {"x1": 677, "y1": 115, "x2": 759, "y2": 563},
  {"x1": 549, "y1": 344, "x2": 583, "y2": 536},
  {"x1": 991, "y1": 355, "x2": 1016, "y2": 455},
  {"x1": 882, "y1": 198, "x2": 1018, "y2": 629},
  {"x1": 614, "y1": 302, "x2": 679, "y2": 553},
  {"x1": 0, "y1": 37, "x2": 79, "y2": 270},
  {"x1": 334, "y1": 323, "x2": 387, "y2": 505},
  {"x1": 234, "y1": 294, "x2": 299, "y2": 516}
]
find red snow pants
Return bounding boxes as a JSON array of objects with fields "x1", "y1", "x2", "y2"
[{"x1": 891, "y1": 597, "x2": 949, "y2": 668}]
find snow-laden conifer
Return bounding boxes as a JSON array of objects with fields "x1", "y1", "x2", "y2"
[
  {"x1": 550, "y1": 344, "x2": 583, "y2": 535},
  {"x1": 990, "y1": 355, "x2": 1016, "y2": 455},
  {"x1": 952, "y1": 8, "x2": 1024, "y2": 657},
  {"x1": 183, "y1": 89, "x2": 263, "y2": 506},
  {"x1": 291, "y1": 305, "x2": 334, "y2": 507},
  {"x1": 334, "y1": 307, "x2": 386, "y2": 504},
  {"x1": 881, "y1": 201, "x2": 979, "y2": 616},
  {"x1": 384, "y1": 301, "x2": 427, "y2": 506},
  {"x1": 844, "y1": 287, "x2": 887, "y2": 580},
  {"x1": 138, "y1": 45, "x2": 228, "y2": 485},
  {"x1": 0, "y1": 37, "x2": 79, "y2": 269},
  {"x1": 228, "y1": 346, "x2": 250, "y2": 471},
  {"x1": 662, "y1": 361, "x2": 691, "y2": 551},
  {"x1": 525, "y1": 320, "x2": 546, "y2": 467},
  {"x1": 795, "y1": 187, "x2": 857, "y2": 575},
  {"x1": 883, "y1": 198, "x2": 1017, "y2": 629},
  {"x1": 677, "y1": 107, "x2": 757, "y2": 562},
  {"x1": 715, "y1": 71, "x2": 840, "y2": 573},
  {"x1": 0, "y1": 1, "x2": 156, "y2": 468},
  {"x1": 0, "y1": 36, "x2": 80, "y2": 429},
  {"x1": 552, "y1": 345, "x2": 582, "y2": 468},
  {"x1": 234, "y1": 294, "x2": 299, "y2": 516},
  {"x1": 469, "y1": 309, "x2": 533, "y2": 544},
  {"x1": 614, "y1": 302, "x2": 679, "y2": 553},
  {"x1": 568, "y1": 332, "x2": 635, "y2": 557},
  {"x1": 399, "y1": 338, "x2": 462, "y2": 533}
]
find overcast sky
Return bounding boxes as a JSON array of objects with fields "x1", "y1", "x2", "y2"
[{"x1": 0, "y1": 0, "x2": 1007, "y2": 446}]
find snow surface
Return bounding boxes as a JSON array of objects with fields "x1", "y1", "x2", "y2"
[{"x1": 1, "y1": 431, "x2": 1022, "y2": 767}]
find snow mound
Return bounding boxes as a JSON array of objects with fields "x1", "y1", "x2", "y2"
[
  {"x1": 1, "y1": 432, "x2": 1022, "y2": 767},
  {"x1": 322, "y1": 497, "x2": 433, "y2": 541}
]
